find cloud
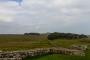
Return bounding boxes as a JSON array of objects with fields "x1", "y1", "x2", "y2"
[
  {"x1": 0, "y1": 1, "x2": 24, "y2": 22},
  {"x1": 0, "y1": 0, "x2": 90, "y2": 34}
]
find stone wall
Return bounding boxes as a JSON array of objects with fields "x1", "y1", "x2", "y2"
[{"x1": 0, "y1": 47, "x2": 85, "y2": 60}]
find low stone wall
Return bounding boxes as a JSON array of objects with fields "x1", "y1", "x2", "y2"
[
  {"x1": 0, "y1": 47, "x2": 85, "y2": 60},
  {"x1": 70, "y1": 45, "x2": 88, "y2": 51}
]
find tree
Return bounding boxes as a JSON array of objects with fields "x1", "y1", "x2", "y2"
[
  {"x1": 47, "y1": 32, "x2": 88, "y2": 40},
  {"x1": 24, "y1": 33, "x2": 29, "y2": 35}
]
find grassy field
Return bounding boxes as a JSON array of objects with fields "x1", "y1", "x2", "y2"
[
  {"x1": 0, "y1": 35, "x2": 89, "y2": 51},
  {"x1": 0, "y1": 35, "x2": 50, "y2": 51},
  {"x1": 0, "y1": 35, "x2": 90, "y2": 60}
]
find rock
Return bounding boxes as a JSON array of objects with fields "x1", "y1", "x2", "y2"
[{"x1": 70, "y1": 45, "x2": 88, "y2": 51}]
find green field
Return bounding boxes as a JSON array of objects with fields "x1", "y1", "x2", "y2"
[
  {"x1": 0, "y1": 35, "x2": 89, "y2": 51},
  {"x1": 0, "y1": 35, "x2": 90, "y2": 60}
]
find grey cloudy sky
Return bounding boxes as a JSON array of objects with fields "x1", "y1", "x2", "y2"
[{"x1": 0, "y1": 0, "x2": 90, "y2": 34}]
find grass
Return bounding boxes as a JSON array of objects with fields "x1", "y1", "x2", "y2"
[
  {"x1": 25, "y1": 55, "x2": 87, "y2": 60},
  {"x1": 0, "y1": 35, "x2": 50, "y2": 51},
  {"x1": 0, "y1": 35, "x2": 89, "y2": 51},
  {"x1": 0, "y1": 34, "x2": 90, "y2": 60}
]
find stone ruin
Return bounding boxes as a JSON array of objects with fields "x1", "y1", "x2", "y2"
[
  {"x1": 0, "y1": 47, "x2": 86, "y2": 60},
  {"x1": 70, "y1": 45, "x2": 88, "y2": 51}
]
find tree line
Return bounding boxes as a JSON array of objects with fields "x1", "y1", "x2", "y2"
[
  {"x1": 24, "y1": 32, "x2": 88, "y2": 40},
  {"x1": 24, "y1": 33, "x2": 40, "y2": 35},
  {"x1": 47, "y1": 32, "x2": 88, "y2": 40}
]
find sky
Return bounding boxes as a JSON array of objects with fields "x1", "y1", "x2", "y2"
[{"x1": 0, "y1": 0, "x2": 90, "y2": 34}]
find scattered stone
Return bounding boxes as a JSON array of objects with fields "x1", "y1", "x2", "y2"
[{"x1": 70, "y1": 45, "x2": 88, "y2": 51}]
